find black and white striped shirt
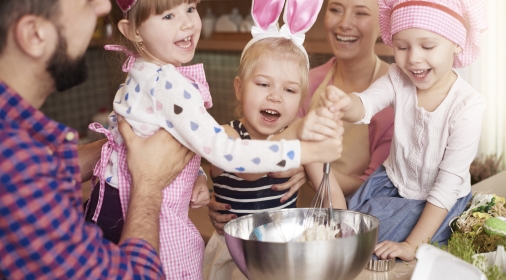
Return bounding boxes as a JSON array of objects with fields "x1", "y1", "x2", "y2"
[{"x1": 213, "y1": 120, "x2": 298, "y2": 217}]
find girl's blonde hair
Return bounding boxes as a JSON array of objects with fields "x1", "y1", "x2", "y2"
[
  {"x1": 235, "y1": 37, "x2": 310, "y2": 118},
  {"x1": 109, "y1": 0, "x2": 200, "y2": 56}
]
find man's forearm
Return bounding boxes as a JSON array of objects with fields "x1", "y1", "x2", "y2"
[
  {"x1": 119, "y1": 187, "x2": 163, "y2": 253},
  {"x1": 78, "y1": 139, "x2": 107, "y2": 182}
]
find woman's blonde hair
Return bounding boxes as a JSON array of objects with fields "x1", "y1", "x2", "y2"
[
  {"x1": 234, "y1": 37, "x2": 310, "y2": 118},
  {"x1": 109, "y1": 0, "x2": 200, "y2": 56}
]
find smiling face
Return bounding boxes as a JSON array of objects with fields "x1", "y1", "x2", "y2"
[
  {"x1": 136, "y1": 2, "x2": 201, "y2": 66},
  {"x1": 323, "y1": 0, "x2": 379, "y2": 61},
  {"x1": 392, "y1": 28, "x2": 460, "y2": 94},
  {"x1": 236, "y1": 54, "x2": 303, "y2": 140}
]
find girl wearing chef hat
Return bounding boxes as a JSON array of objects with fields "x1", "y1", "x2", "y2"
[{"x1": 320, "y1": 0, "x2": 488, "y2": 262}]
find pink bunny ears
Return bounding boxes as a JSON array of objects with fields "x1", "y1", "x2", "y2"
[{"x1": 242, "y1": 0, "x2": 324, "y2": 68}]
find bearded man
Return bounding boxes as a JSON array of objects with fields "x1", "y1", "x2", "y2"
[{"x1": 0, "y1": 0, "x2": 193, "y2": 278}]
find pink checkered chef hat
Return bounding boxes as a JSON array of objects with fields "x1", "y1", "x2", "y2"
[{"x1": 379, "y1": 0, "x2": 488, "y2": 68}]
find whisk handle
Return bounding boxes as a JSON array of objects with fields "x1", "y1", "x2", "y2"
[{"x1": 323, "y1": 162, "x2": 331, "y2": 174}]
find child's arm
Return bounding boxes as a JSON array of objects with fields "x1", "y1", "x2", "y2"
[
  {"x1": 321, "y1": 69, "x2": 396, "y2": 124},
  {"x1": 210, "y1": 124, "x2": 267, "y2": 181},
  {"x1": 146, "y1": 67, "x2": 343, "y2": 173},
  {"x1": 374, "y1": 202, "x2": 447, "y2": 261},
  {"x1": 304, "y1": 162, "x2": 346, "y2": 209}
]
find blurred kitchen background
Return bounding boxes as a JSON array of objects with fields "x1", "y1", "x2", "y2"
[{"x1": 43, "y1": 0, "x2": 504, "y2": 244}]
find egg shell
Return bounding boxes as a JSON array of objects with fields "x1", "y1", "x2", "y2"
[{"x1": 483, "y1": 217, "x2": 506, "y2": 237}]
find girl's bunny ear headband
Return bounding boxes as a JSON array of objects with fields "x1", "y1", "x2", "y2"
[
  {"x1": 115, "y1": 0, "x2": 137, "y2": 18},
  {"x1": 242, "y1": 0, "x2": 324, "y2": 69}
]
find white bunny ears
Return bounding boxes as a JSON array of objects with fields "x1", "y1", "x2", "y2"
[{"x1": 241, "y1": 0, "x2": 324, "y2": 68}]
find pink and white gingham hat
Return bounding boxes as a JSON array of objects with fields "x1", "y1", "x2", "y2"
[{"x1": 379, "y1": 0, "x2": 488, "y2": 68}]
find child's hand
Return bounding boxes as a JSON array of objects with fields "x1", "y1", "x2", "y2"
[
  {"x1": 301, "y1": 126, "x2": 344, "y2": 164},
  {"x1": 296, "y1": 107, "x2": 341, "y2": 141},
  {"x1": 190, "y1": 175, "x2": 210, "y2": 209},
  {"x1": 374, "y1": 241, "x2": 416, "y2": 262},
  {"x1": 318, "y1": 85, "x2": 352, "y2": 121}
]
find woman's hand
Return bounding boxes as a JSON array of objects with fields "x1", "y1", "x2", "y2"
[
  {"x1": 207, "y1": 194, "x2": 237, "y2": 235},
  {"x1": 190, "y1": 175, "x2": 210, "y2": 209},
  {"x1": 268, "y1": 166, "x2": 308, "y2": 203},
  {"x1": 374, "y1": 241, "x2": 416, "y2": 262}
]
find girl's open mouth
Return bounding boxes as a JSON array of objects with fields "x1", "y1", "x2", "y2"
[
  {"x1": 260, "y1": 109, "x2": 280, "y2": 123},
  {"x1": 175, "y1": 37, "x2": 192, "y2": 49}
]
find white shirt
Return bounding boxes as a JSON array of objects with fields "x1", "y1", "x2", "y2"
[{"x1": 356, "y1": 64, "x2": 486, "y2": 211}]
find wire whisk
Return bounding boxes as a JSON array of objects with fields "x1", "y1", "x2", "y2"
[{"x1": 299, "y1": 162, "x2": 340, "y2": 241}]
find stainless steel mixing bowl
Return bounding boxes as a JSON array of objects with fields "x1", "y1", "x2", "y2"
[{"x1": 224, "y1": 208, "x2": 379, "y2": 280}]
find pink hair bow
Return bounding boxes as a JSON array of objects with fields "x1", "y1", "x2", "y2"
[
  {"x1": 114, "y1": 0, "x2": 137, "y2": 17},
  {"x1": 104, "y1": 45, "x2": 137, "y2": 72}
]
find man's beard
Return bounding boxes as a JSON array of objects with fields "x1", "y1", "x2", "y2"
[{"x1": 46, "y1": 29, "x2": 88, "y2": 92}]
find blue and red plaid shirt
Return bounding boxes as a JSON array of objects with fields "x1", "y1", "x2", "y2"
[{"x1": 0, "y1": 81, "x2": 164, "y2": 279}]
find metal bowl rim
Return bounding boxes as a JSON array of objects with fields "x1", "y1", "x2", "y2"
[{"x1": 223, "y1": 208, "x2": 379, "y2": 243}]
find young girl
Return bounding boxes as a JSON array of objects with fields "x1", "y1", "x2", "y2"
[
  {"x1": 203, "y1": 1, "x2": 346, "y2": 278},
  {"x1": 321, "y1": 0, "x2": 487, "y2": 262},
  {"x1": 85, "y1": 0, "x2": 343, "y2": 278}
]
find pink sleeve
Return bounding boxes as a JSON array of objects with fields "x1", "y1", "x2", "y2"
[
  {"x1": 359, "y1": 106, "x2": 394, "y2": 180},
  {"x1": 297, "y1": 58, "x2": 336, "y2": 118}
]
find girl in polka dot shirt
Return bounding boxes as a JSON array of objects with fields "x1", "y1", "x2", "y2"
[{"x1": 84, "y1": 0, "x2": 342, "y2": 278}]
